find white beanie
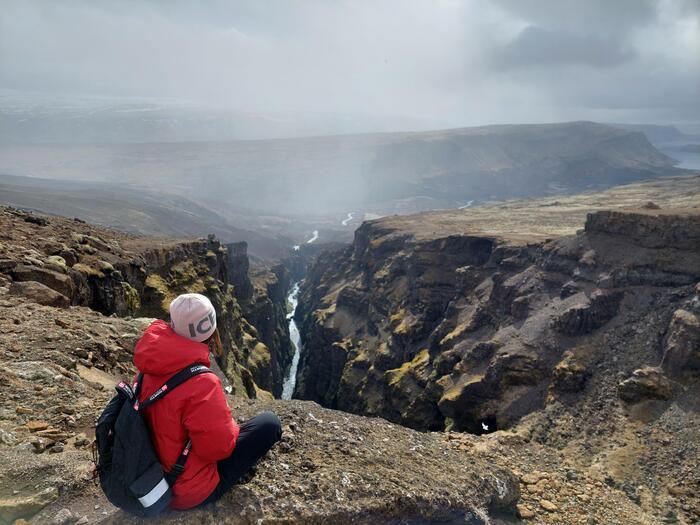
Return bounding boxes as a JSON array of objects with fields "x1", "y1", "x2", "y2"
[{"x1": 169, "y1": 293, "x2": 217, "y2": 343}]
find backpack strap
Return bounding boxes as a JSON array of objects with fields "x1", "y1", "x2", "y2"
[
  {"x1": 132, "y1": 373, "x2": 144, "y2": 399},
  {"x1": 165, "y1": 440, "x2": 192, "y2": 485},
  {"x1": 135, "y1": 364, "x2": 213, "y2": 412}
]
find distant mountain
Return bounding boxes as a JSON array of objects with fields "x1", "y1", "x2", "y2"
[
  {"x1": 0, "y1": 92, "x2": 435, "y2": 144},
  {"x1": 0, "y1": 174, "x2": 288, "y2": 260},
  {"x1": 609, "y1": 123, "x2": 700, "y2": 171},
  {"x1": 610, "y1": 123, "x2": 699, "y2": 146},
  {"x1": 673, "y1": 144, "x2": 700, "y2": 153},
  {"x1": 0, "y1": 121, "x2": 683, "y2": 220}
]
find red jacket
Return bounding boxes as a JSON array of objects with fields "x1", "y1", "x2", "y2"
[{"x1": 133, "y1": 320, "x2": 240, "y2": 509}]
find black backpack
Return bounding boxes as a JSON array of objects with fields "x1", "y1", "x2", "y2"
[{"x1": 93, "y1": 363, "x2": 214, "y2": 517}]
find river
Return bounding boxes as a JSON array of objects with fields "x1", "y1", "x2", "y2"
[
  {"x1": 307, "y1": 230, "x2": 319, "y2": 244},
  {"x1": 281, "y1": 282, "x2": 302, "y2": 400}
]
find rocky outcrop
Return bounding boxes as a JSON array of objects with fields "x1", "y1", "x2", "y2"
[
  {"x1": 585, "y1": 210, "x2": 700, "y2": 250},
  {"x1": 553, "y1": 289, "x2": 623, "y2": 336},
  {"x1": 0, "y1": 206, "x2": 282, "y2": 399},
  {"x1": 296, "y1": 209, "x2": 700, "y2": 434},
  {"x1": 0, "y1": 295, "x2": 150, "y2": 525},
  {"x1": 0, "y1": 487, "x2": 58, "y2": 524},
  {"x1": 227, "y1": 241, "x2": 254, "y2": 301},
  {"x1": 0, "y1": 291, "x2": 690, "y2": 525},
  {"x1": 617, "y1": 367, "x2": 676, "y2": 403},
  {"x1": 8, "y1": 281, "x2": 69, "y2": 308},
  {"x1": 549, "y1": 353, "x2": 591, "y2": 394},
  {"x1": 98, "y1": 398, "x2": 520, "y2": 525},
  {"x1": 10, "y1": 264, "x2": 75, "y2": 299},
  {"x1": 0, "y1": 295, "x2": 522, "y2": 525},
  {"x1": 237, "y1": 260, "x2": 295, "y2": 397},
  {"x1": 662, "y1": 308, "x2": 700, "y2": 377}
]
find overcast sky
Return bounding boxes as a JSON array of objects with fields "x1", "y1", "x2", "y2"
[{"x1": 1, "y1": 0, "x2": 698, "y2": 129}]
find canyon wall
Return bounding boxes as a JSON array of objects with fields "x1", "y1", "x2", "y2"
[
  {"x1": 230, "y1": 242, "x2": 295, "y2": 397},
  {"x1": 0, "y1": 207, "x2": 291, "y2": 398},
  {"x1": 295, "y1": 209, "x2": 700, "y2": 432}
]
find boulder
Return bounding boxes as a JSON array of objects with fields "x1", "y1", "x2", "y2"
[
  {"x1": 44, "y1": 256, "x2": 68, "y2": 274},
  {"x1": 22, "y1": 214, "x2": 49, "y2": 226},
  {"x1": 662, "y1": 309, "x2": 700, "y2": 377},
  {"x1": 49, "y1": 508, "x2": 74, "y2": 525},
  {"x1": 82, "y1": 235, "x2": 113, "y2": 252},
  {"x1": 554, "y1": 290, "x2": 622, "y2": 336},
  {"x1": 58, "y1": 249, "x2": 78, "y2": 267},
  {"x1": 511, "y1": 295, "x2": 530, "y2": 319},
  {"x1": 10, "y1": 265, "x2": 74, "y2": 299},
  {"x1": 551, "y1": 355, "x2": 590, "y2": 393},
  {"x1": 97, "y1": 261, "x2": 115, "y2": 274},
  {"x1": 0, "y1": 258, "x2": 17, "y2": 272},
  {"x1": 9, "y1": 281, "x2": 70, "y2": 308},
  {"x1": 0, "y1": 487, "x2": 58, "y2": 524},
  {"x1": 618, "y1": 367, "x2": 675, "y2": 403}
]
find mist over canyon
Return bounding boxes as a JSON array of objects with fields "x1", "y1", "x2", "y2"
[{"x1": 0, "y1": 118, "x2": 693, "y2": 253}]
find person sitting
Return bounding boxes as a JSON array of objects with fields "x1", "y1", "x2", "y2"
[{"x1": 132, "y1": 292, "x2": 282, "y2": 509}]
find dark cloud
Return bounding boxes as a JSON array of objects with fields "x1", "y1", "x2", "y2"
[
  {"x1": 491, "y1": 26, "x2": 635, "y2": 69},
  {"x1": 0, "y1": 0, "x2": 697, "y2": 128},
  {"x1": 490, "y1": 0, "x2": 658, "y2": 34}
]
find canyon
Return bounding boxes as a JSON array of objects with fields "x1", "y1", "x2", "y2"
[
  {"x1": 0, "y1": 172, "x2": 698, "y2": 524},
  {"x1": 292, "y1": 174, "x2": 700, "y2": 522},
  {"x1": 0, "y1": 205, "x2": 521, "y2": 525}
]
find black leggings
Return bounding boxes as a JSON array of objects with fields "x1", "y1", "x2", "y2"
[{"x1": 199, "y1": 411, "x2": 282, "y2": 506}]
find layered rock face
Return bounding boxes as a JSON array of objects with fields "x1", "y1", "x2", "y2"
[
  {"x1": 230, "y1": 242, "x2": 295, "y2": 397},
  {"x1": 0, "y1": 206, "x2": 286, "y2": 398},
  {"x1": 294, "y1": 206, "x2": 700, "y2": 523},
  {"x1": 296, "y1": 209, "x2": 700, "y2": 433}
]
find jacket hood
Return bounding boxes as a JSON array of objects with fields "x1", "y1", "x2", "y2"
[{"x1": 134, "y1": 320, "x2": 211, "y2": 376}]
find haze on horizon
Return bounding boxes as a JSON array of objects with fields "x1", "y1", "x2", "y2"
[{"x1": 1, "y1": 0, "x2": 699, "y2": 134}]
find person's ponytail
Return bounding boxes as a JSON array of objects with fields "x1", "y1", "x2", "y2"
[{"x1": 209, "y1": 327, "x2": 223, "y2": 358}]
